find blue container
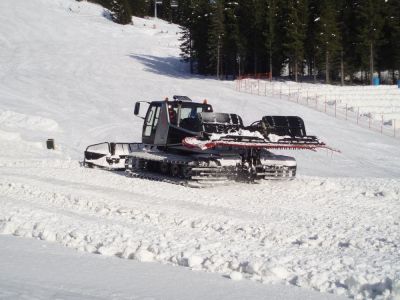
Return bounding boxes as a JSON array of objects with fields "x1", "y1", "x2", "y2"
[
  {"x1": 397, "y1": 79, "x2": 400, "y2": 89},
  {"x1": 373, "y1": 76, "x2": 380, "y2": 86}
]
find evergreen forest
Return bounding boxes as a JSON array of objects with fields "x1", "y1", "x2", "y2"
[{"x1": 85, "y1": 0, "x2": 400, "y2": 84}]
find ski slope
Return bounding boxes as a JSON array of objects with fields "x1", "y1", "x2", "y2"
[
  {"x1": 2, "y1": 235, "x2": 342, "y2": 300},
  {"x1": 0, "y1": 0, "x2": 399, "y2": 299}
]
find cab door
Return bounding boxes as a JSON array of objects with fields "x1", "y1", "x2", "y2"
[{"x1": 142, "y1": 103, "x2": 161, "y2": 144}]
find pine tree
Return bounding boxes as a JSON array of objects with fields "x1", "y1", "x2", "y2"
[
  {"x1": 223, "y1": 1, "x2": 241, "y2": 77},
  {"x1": 377, "y1": 0, "x2": 400, "y2": 82},
  {"x1": 355, "y1": 0, "x2": 384, "y2": 84},
  {"x1": 190, "y1": 0, "x2": 212, "y2": 74},
  {"x1": 236, "y1": 0, "x2": 253, "y2": 75},
  {"x1": 160, "y1": 0, "x2": 172, "y2": 22},
  {"x1": 304, "y1": 0, "x2": 320, "y2": 81},
  {"x1": 88, "y1": 0, "x2": 112, "y2": 10},
  {"x1": 265, "y1": 0, "x2": 278, "y2": 77},
  {"x1": 236, "y1": 0, "x2": 266, "y2": 74},
  {"x1": 281, "y1": 0, "x2": 308, "y2": 82},
  {"x1": 315, "y1": 0, "x2": 340, "y2": 84},
  {"x1": 175, "y1": 0, "x2": 398, "y2": 83},
  {"x1": 207, "y1": 0, "x2": 225, "y2": 77},
  {"x1": 111, "y1": 0, "x2": 132, "y2": 24},
  {"x1": 178, "y1": 0, "x2": 195, "y2": 73},
  {"x1": 129, "y1": 0, "x2": 150, "y2": 17}
]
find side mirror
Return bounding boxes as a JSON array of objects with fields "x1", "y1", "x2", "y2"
[{"x1": 134, "y1": 102, "x2": 140, "y2": 115}]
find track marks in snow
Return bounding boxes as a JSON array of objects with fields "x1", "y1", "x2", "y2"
[{"x1": 0, "y1": 166, "x2": 399, "y2": 299}]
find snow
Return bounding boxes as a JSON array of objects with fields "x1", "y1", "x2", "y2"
[
  {"x1": 239, "y1": 79, "x2": 400, "y2": 127},
  {"x1": 209, "y1": 129, "x2": 266, "y2": 141},
  {"x1": 1, "y1": 235, "x2": 342, "y2": 300},
  {"x1": 0, "y1": 0, "x2": 399, "y2": 299}
]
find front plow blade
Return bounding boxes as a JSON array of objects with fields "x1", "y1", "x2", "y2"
[{"x1": 84, "y1": 142, "x2": 138, "y2": 170}]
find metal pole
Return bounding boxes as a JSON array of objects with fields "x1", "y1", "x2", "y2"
[
  {"x1": 217, "y1": 36, "x2": 220, "y2": 80},
  {"x1": 154, "y1": 0, "x2": 157, "y2": 18}
]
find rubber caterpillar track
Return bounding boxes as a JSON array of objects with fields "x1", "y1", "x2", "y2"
[{"x1": 125, "y1": 156, "x2": 232, "y2": 188}]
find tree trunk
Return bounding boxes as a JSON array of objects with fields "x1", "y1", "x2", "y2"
[
  {"x1": 340, "y1": 50, "x2": 344, "y2": 86},
  {"x1": 313, "y1": 55, "x2": 317, "y2": 83},
  {"x1": 217, "y1": 39, "x2": 220, "y2": 79},
  {"x1": 269, "y1": 41, "x2": 273, "y2": 80},
  {"x1": 294, "y1": 58, "x2": 298, "y2": 82},
  {"x1": 370, "y1": 42, "x2": 374, "y2": 85},
  {"x1": 326, "y1": 50, "x2": 330, "y2": 84},
  {"x1": 254, "y1": 52, "x2": 257, "y2": 76},
  {"x1": 189, "y1": 33, "x2": 193, "y2": 74}
]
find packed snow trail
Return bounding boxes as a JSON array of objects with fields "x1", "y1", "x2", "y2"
[
  {"x1": 0, "y1": 0, "x2": 400, "y2": 299},
  {"x1": 0, "y1": 235, "x2": 344, "y2": 300},
  {"x1": 1, "y1": 165, "x2": 399, "y2": 299}
]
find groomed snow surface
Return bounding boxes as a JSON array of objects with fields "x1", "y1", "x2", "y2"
[{"x1": 0, "y1": 0, "x2": 399, "y2": 299}]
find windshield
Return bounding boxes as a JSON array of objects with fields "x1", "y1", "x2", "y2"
[{"x1": 168, "y1": 103, "x2": 212, "y2": 126}]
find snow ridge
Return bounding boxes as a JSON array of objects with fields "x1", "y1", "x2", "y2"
[{"x1": 0, "y1": 167, "x2": 399, "y2": 299}]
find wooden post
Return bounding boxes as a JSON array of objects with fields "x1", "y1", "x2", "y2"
[
  {"x1": 265, "y1": 81, "x2": 267, "y2": 96},
  {"x1": 357, "y1": 107, "x2": 359, "y2": 124},
  {"x1": 335, "y1": 101, "x2": 337, "y2": 118},
  {"x1": 298, "y1": 87, "x2": 300, "y2": 103}
]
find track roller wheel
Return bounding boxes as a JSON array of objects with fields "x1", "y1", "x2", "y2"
[
  {"x1": 160, "y1": 162, "x2": 169, "y2": 174},
  {"x1": 170, "y1": 163, "x2": 180, "y2": 177},
  {"x1": 181, "y1": 165, "x2": 191, "y2": 179}
]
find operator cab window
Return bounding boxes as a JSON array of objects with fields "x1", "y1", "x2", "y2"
[
  {"x1": 170, "y1": 103, "x2": 212, "y2": 131},
  {"x1": 144, "y1": 104, "x2": 161, "y2": 136}
]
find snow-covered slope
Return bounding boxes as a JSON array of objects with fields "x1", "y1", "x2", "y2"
[
  {"x1": 1, "y1": 235, "x2": 343, "y2": 300},
  {"x1": 0, "y1": 0, "x2": 399, "y2": 299}
]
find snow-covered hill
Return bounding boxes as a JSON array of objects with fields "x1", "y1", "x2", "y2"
[{"x1": 0, "y1": 0, "x2": 399, "y2": 299}]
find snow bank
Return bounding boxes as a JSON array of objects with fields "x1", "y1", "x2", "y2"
[
  {"x1": 0, "y1": 234, "x2": 341, "y2": 300},
  {"x1": 0, "y1": 168, "x2": 399, "y2": 299}
]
